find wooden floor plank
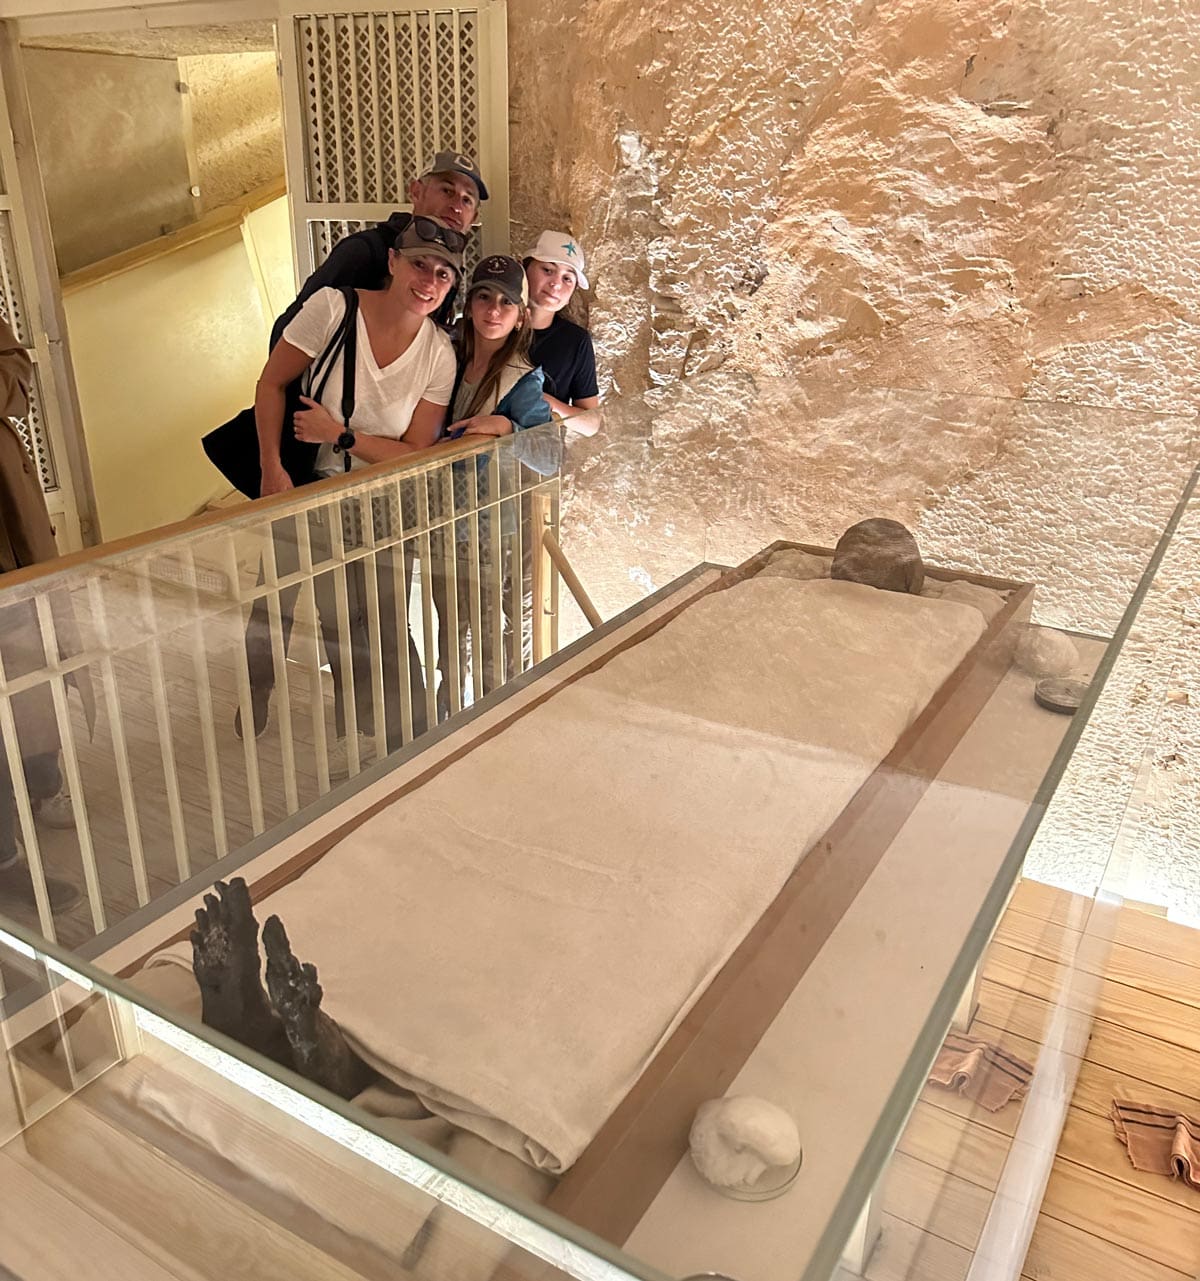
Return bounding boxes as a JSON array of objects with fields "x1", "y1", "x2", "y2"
[
  {"x1": 1039, "y1": 1155, "x2": 1200, "y2": 1275},
  {"x1": 1007, "y1": 881, "x2": 1094, "y2": 930},
  {"x1": 993, "y1": 911, "x2": 1082, "y2": 966},
  {"x1": 1022, "y1": 1212, "x2": 1190, "y2": 1281},
  {"x1": 985, "y1": 943, "x2": 1200, "y2": 1055},
  {"x1": 1115, "y1": 908, "x2": 1200, "y2": 971},
  {"x1": 1069, "y1": 1054, "x2": 1200, "y2": 1124},
  {"x1": 859, "y1": 1213, "x2": 972, "y2": 1281},
  {"x1": 882, "y1": 1152, "x2": 990, "y2": 1251},
  {"x1": 896, "y1": 1099, "x2": 1008, "y2": 1193},
  {"x1": 1086, "y1": 1018, "x2": 1200, "y2": 1100}
]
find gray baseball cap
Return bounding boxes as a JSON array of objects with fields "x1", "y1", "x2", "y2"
[{"x1": 422, "y1": 150, "x2": 489, "y2": 201}]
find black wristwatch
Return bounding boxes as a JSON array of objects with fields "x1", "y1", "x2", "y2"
[{"x1": 333, "y1": 428, "x2": 356, "y2": 454}]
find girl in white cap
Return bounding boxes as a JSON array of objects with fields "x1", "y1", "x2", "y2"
[{"x1": 523, "y1": 231, "x2": 600, "y2": 435}]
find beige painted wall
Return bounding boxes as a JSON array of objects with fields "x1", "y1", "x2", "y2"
[
  {"x1": 63, "y1": 195, "x2": 293, "y2": 540},
  {"x1": 24, "y1": 47, "x2": 195, "y2": 274}
]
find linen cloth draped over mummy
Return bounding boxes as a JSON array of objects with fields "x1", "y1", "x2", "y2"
[{"x1": 155, "y1": 575, "x2": 990, "y2": 1173}]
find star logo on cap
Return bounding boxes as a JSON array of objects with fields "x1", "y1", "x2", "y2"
[{"x1": 561, "y1": 241, "x2": 578, "y2": 257}]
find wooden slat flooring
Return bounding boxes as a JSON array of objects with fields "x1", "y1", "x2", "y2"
[{"x1": 873, "y1": 878, "x2": 1200, "y2": 1281}]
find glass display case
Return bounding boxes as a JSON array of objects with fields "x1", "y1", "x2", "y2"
[{"x1": 0, "y1": 383, "x2": 1197, "y2": 1281}]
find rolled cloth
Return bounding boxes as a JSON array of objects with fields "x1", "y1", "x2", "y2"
[
  {"x1": 928, "y1": 1032, "x2": 1034, "y2": 1111},
  {"x1": 1111, "y1": 1100, "x2": 1200, "y2": 1187},
  {"x1": 154, "y1": 575, "x2": 991, "y2": 1172}
]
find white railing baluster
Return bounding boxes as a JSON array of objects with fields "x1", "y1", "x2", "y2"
[
  {"x1": 261, "y1": 523, "x2": 300, "y2": 815},
  {"x1": 0, "y1": 655, "x2": 53, "y2": 941},
  {"x1": 415, "y1": 474, "x2": 438, "y2": 732},
  {"x1": 392, "y1": 478, "x2": 415, "y2": 745},
  {"x1": 329, "y1": 497, "x2": 360, "y2": 776},
  {"x1": 86, "y1": 577, "x2": 150, "y2": 907},
  {"x1": 34, "y1": 595, "x2": 104, "y2": 934},
  {"x1": 509, "y1": 460, "x2": 525, "y2": 680},
  {"x1": 550, "y1": 486, "x2": 562, "y2": 654},
  {"x1": 182, "y1": 548, "x2": 230, "y2": 861},
  {"x1": 466, "y1": 457, "x2": 483, "y2": 704},
  {"x1": 222, "y1": 534, "x2": 266, "y2": 838},
  {"x1": 441, "y1": 462, "x2": 462, "y2": 718},
  {"x1": 134, "y1": 564, "x2": 191, "y2": 883},
  {"x1": 296, "y1": 513, "x2": 331, "y2": 796},
  {"x1": 363, "y1": 498, "x2": 388, "y2": 765},
  {"x1": 486, "y1": 446, "x2": 504, "y2": 693}
]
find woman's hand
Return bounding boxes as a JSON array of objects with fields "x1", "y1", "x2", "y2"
[
  {"x1": 451, "y1": 414, "x2": 514, "y2": 438},
  {"x1": 292, "y1": 395, "x2": 343, "y2": 444},
  {"x1": 260, "y1": 460, "x2": 294, "y2": 496}
]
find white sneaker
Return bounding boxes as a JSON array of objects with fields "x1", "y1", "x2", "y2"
[
  {"x1": 36, "y1": 785, "x2": 76, "y2": 830},
  {"x1": 325, "y1": 733, "x2": 375, "y2": 782}
]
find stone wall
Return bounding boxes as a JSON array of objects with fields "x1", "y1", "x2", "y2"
[
  {"x1": 180, "y1": 52, "x2": 284, "y2": 214},
  {"x1": 508, "y1": 0, "x2": 1200, "y2": 913},
  {"x1": 511, "y1": 0, "x2": 1199, "y2": 411}
]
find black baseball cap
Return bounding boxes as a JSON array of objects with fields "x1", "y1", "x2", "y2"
[
  {"x1": 468, "y1": 255, "x2": 529, "y2": 306},
  {"x1": 422, "y1": 150, "x2": 489, "y2": 201}
]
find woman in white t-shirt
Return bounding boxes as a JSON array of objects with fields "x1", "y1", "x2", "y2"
[{"x1": 253, "y1": 218, "x2": 461, "y2": 771}]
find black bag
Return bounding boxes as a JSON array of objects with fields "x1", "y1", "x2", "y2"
[{"x1": 202, "y1": 288, "x2": 360, "y2": 498}]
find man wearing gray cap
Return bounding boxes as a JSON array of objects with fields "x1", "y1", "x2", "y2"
[{"x1": 269, "y1": 151, "x2": 487, "y2": 347}]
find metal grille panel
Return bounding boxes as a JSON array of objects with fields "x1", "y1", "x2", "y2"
[
  {"x1": 0, "y1": 210, "x2": 31, "y2": 346},
  {"x1": 0, "y1": 210, "x2": 56, "y2": 493},
  {"x1": 13, "y1": 374, "x2": 59, "y2": 493},
  {"x1": 295, "y1": 9, "x2": 482, "y2": 205}
]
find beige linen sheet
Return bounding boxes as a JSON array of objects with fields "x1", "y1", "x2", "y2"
[{"x1": 152, "y1": 576, "x2": 989, "y2": 1174}]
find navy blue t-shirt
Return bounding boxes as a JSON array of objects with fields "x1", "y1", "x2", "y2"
[{"x1": 529, "y1": 316, "x2": 598, "y2": 405}]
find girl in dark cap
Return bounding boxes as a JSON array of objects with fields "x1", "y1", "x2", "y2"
[{"x1": 433, "y1": 256, "x2": 557, "y2": 715}]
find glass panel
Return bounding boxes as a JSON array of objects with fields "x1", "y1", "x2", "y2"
[
  {"x1": 0, "y1": 916, "x2": 654, "y2": 1281},
  {"x1": 2, "y1": 382, "x2": 1197, "y2": 1281}
]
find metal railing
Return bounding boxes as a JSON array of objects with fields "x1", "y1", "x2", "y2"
[{"x1": 0, "y1": 424, "x2": 564, "y2": 948}]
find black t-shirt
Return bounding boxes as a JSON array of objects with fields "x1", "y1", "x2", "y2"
[
  {"x1": 529, "y1": 315, "x2": 598, "y2": 405},
  {"x1": 270, "y1": 212, "x2": 458, "y2": 348}
]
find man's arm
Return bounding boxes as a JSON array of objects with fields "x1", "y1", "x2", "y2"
[{"x1": 268, "y1": 234, "x2": 384, "y2": 349}]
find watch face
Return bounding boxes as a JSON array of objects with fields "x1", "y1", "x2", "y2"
[{"x1": 337, "y1": 430, "x2": 355, "y2": 451}]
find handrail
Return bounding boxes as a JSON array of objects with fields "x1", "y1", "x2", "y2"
[
  {"x1": 0, "y1": 422, "x2": 566, "y2": 597},
  {"x1": 59, "y1": 176, "x2": 288, "y2": 297}
]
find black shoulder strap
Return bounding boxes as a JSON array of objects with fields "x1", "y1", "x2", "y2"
[
  {"x1": 299, "y1": 289, "x2": 360, "y2": 473},
  {"x1": 338, "y1": 287, "x2": 358, "y2": 432}
]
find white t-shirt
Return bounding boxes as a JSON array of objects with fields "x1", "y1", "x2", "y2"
[{"x1": 282, "y1": 287, "x2": 456, "y2": 477}]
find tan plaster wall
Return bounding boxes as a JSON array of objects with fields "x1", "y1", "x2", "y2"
[
  {"x1": 64, "y1": 196, "x2": 292, "y2": 539},
  {"x1": 508, "y1": 0, "x2": 1200, "y2": 914},
  {"x1": 179, "y1": 52, "x2": 284, "y2": 214},
  {"x1": 24, "y1": 48, "x2": 194, "y2": 273}
]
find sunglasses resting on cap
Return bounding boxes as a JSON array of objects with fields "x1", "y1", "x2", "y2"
[{"x1": 396, "y1": 217, "x2": 465, "y2": 270}]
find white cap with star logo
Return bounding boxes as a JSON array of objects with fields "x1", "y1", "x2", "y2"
[{"x1": 525, "y1": 230, "x2": 590, "y2": 289}]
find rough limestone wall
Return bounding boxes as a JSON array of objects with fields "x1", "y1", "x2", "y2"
[
  {"x1": 508, "y1": 0, "x2": 1200, "y2": 914},
  {"x1": 179, "y1": 53, "x2": 284, "y2": 213}
]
